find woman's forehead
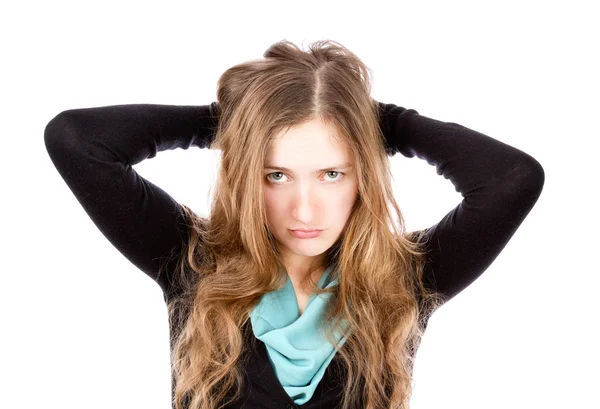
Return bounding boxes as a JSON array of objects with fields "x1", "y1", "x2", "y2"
[{"x1": 267, "y1": 118, "x2": 350, "y2": 163}]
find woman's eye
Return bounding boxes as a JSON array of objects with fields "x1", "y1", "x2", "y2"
[
  {"x1": 325, "y1": 171, "x2": 342, "y2": 181},
  {"x1": 266, "y1": 171, "x2": 344, "y2": 184},
  {"x1": 267, "y1": 172, "x2": 286, "y2": 182}
]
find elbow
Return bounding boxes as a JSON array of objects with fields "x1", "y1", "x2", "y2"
[
  {"x1": 505, "y1": 154, "x2": 546, "y2": 207},
  {"x1": 522, "y1": 154, "x2": 545, "y2": 198},
  {"x1": 44, "y1": 110, "x2": 83, "y2": 156}
]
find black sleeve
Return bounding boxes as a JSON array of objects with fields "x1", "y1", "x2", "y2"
[
  {"x1": 378, "y1": 102, "x2": 545, "y2": 303},
  {"x1": 44, "y1": 103, "x2": 219, "y2": 297}
]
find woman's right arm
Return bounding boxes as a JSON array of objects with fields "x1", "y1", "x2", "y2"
[{"x1": 44, "y1": 103, "x2": 219, "y2": 297}]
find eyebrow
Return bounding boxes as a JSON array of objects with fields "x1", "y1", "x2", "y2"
[{"x1": 264, "y1": 162, "x2": 354, "y2": 173}]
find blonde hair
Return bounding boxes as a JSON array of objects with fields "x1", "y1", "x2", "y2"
[{"x1": 164, "y1": 39, "x2": 444, "y2": 409}]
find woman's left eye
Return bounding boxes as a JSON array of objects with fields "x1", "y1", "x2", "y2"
[{"x1": 324, "y1": 171, "x2": 343, "y2": 181}]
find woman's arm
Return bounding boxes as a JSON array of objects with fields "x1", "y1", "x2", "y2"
[
  {"x1": 44, "y1": 103, "x2": 219, "y2": 298},
  {"x1": 378, "y1": 102, "x2": 545, "y2": 303}
]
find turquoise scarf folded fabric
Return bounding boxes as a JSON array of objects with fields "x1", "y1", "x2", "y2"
[{"x1": 249, "y1": 265, "x2": 350, "y2": 405}]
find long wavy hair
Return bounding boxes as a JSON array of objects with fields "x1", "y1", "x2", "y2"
[{"x1": 164, "y1": 39, "x2": 445, "y2": 409}]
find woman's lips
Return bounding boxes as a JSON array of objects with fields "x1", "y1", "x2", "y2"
[{"x1": 289, "y1": 229, "x2": 323, "y2": 239}]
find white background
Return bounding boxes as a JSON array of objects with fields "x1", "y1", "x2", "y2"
[{"x1": 1, "y1": 1, "x2": 598, "y2": 408}]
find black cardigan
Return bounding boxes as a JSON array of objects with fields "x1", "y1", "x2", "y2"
[{"x1": 44, "y1": 101, "x2": 545, "y2": 408}]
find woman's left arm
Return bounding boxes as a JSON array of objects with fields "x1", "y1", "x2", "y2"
[{"x1": 377, "y1": 101, "x2": 545, "y2": 303}]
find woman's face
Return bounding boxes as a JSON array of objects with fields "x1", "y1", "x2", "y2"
[{"x1": 263, "y1": 117, "x2": 358, "y2": 272}]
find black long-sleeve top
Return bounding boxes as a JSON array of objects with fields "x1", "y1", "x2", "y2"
[{"x1": 43, "y1": 101, "x2": 545, "y2": 409}]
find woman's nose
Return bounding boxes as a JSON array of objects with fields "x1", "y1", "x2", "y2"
[{"x1": 292, "y1": 185, "x2": 317, "y2": 222}]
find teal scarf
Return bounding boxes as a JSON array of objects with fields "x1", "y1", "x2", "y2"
[{"x1": 249, "y1": 265, "x2": 350, "y2": 405}]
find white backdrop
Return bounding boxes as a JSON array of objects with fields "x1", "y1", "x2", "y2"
[{"x1": 1, "y1": 1, "x2": 597, "y2": 408}]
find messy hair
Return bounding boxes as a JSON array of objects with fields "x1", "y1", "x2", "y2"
[{"x1": 165, "y1": 39, "x2": 444, "y2": 409}]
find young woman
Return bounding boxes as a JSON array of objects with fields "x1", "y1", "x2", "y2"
[{"x1": 44, "y1": 39, "x2": 545, "y2": 409}]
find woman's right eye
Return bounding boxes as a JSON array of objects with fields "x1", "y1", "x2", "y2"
[{"x1": 266, "y1": 172, "x2": 287, "y2": 183}]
